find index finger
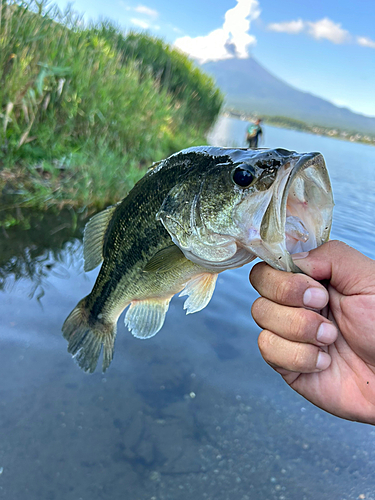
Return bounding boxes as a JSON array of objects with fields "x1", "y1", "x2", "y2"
[{"x1": 249, "y1": 262, "x2": 329, "y2": 309}]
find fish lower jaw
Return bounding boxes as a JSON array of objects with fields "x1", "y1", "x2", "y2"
[
  {"x1": 243, "y1": 218, "x2": 317, "y2": 271},
  {"x1": 240, "y1": 227, "x2": 293, "y2": 271},
  {"x1": 247, "y1": 225, "x2": 319, "y2": 272},
  {"x1": 247, "y1": 240, "x2": 296, "y2": 272}
]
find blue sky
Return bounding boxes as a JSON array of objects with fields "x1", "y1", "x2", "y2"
[{"x1": 54, "y1": 0, "x2": 375, "y2": 117}]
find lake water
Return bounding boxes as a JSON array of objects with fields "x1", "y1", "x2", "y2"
[{"x1": 0, "y1": 117, "x2": 374, "y2": 500}]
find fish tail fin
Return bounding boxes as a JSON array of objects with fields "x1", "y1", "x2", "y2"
[{"x1": 62, "y1": 298, "x2": 116, "y2": 373}]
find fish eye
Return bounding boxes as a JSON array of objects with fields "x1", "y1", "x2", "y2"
[{"x1": 232, "y1": 164, "x2": 255, "y2": 188}]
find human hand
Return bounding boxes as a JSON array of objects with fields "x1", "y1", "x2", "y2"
[{"x1": 249, "y1": 240, "x2": 375, "y2": 424}]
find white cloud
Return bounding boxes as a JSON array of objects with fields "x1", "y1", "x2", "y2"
[
  {"x1": 174, "y1": 0, "x2": 261, "y2": 63},
  {"x1": 268, "y1": 19, "x2": 305, "y2": 34},
  {"x1": 269, "y1": 16, "x2": 375, "y2": 52},
  {"x1": 267, "y1": 17, "x2": 353, "y2": 45},
  {"x1": 134, "y1": 5, "x2": 158, "y2": 18},
  {"x1": 130, "y1": 18, "x2": 149, "y2": 29},
  {"x1": 307, "y1": 18, "x2": 351, "y2": 44},
  {"x1": 357, "y1": 36, "x2": 375, "y2": 49}
]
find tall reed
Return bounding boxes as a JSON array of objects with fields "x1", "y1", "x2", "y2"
[{"x1": 0, "y1": 1, "x2": 223, "y2": 219}]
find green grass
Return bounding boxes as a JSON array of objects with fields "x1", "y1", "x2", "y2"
[{"x1": 0, "y1": 1, "x2": 223, "y2": 224}]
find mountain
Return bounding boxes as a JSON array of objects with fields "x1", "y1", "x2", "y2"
[{"x1": 202, "y1": 57, "x2": 375, "y2": 135}]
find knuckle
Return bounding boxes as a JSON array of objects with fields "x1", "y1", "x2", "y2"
[
  {"x1": 249, "y1": 262, "x2": 261, "y2": 283},
  {"x1": 257, "y1": 330, "x2": 272, "y2": 356},
  {"x1": 291, "y1": 343, "x2": 315, "y2": 371},
  {"x1": 289, "y1": 309, "x2": 314, "y2": 341},
  {"x1": 249, "y1": 263, "x2": 259, "y2": 284},
  {"x1": 251, "y1": 297, "x2": 267, "y2": 320},
  {"x1": 324, "y1": 239, "x2": 349, "y2": 258},
  {"x1": 275, "y1": 275, "x2": 299, "y2": 303},
  {"x1": 249, "y1": 262, "x2": 271, "y2": 288},
  {"x1": 325, "y1": 239, "x2": 342, "y2": 251}
]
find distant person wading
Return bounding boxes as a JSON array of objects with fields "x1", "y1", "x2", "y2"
[{"x1": 246, "y1": 119, "x2": 263, "y2": 148}]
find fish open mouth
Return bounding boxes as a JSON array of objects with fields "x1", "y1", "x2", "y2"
[
  {"x1": 257, "y1": 152, "x2": 334, "y2": 272},
  {"x1": 284, "y1": 152, "x2": 333, "y2": 256}
]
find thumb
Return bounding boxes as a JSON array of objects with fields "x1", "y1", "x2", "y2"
[{"x1": 292, "y1": 240, "x2": 375, "y2": 296}]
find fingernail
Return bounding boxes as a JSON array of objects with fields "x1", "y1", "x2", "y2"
[
  {"x1": 292, "y1": 251, "x2": 310, "y2": 261},
  {"x1": 316, "y1": 351, "x2": 331, "y2": 371},
  {"x1": 317, "y1": 323, "x2": 337, "y2": 344},
  {"x1": 303, "y1": 288, "x2": 328, "y2": 309}
]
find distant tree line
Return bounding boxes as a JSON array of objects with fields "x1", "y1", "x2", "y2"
[{"x1": 227, "y1": 110, "x2": 375, "y2": 145}]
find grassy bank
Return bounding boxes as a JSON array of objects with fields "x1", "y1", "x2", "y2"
[{"x1": 0, "y1": 1, "x2": 223, "y2": 226}]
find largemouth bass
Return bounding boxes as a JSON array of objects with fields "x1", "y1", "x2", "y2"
[{"x1": 62, "y1": 146, "x2": 334, "y2": 373}]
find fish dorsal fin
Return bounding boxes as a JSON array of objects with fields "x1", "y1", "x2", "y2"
[
  {"x1": 83, "y1": 205, "x2": 116, "y2": 272},
  {"x1": 125, "y1": 297, "x2": 172, "y2": 339},
  {"x1": 143, "y1": 245, "x2": 187, "y2": 273},
  {"x1": 179, "y1": 272, "x2": 218, "y2": 314}
]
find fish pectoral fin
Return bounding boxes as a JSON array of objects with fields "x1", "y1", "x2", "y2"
[
  {"x1": 143, "y1": 245, "x2": 187, "y2": 273},
  {"x1": 83, "y1": 204, "x2": 117, "y2": 272},
  {"x1": 125, "y1": 297, "x2": 172, "y2": 339},
  {"x1": 179, "y1": 272, "x2": 218, "y2": 314}
]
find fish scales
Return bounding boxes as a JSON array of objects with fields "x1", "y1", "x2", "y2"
[
  {"x1": 87, "y1": 152, "x2": 227, "y2": 314},
  {"x1": 62, "y1": 146, "x2": 334, "y2": 373}
]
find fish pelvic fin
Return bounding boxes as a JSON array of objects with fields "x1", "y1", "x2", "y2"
[
  {"x1": 62, "y1": 298, "x2": 116, "y2": 373},
  {"x1": 125, "y1": 297, "x2": 171, "y2": 339},
  {"x1": 179, "y1": 272, "x2": 218, "y2": 314}
]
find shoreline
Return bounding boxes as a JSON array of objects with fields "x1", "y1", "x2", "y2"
[{"x1": 225, "y1": 110, "x2": 375, "y2": 147}]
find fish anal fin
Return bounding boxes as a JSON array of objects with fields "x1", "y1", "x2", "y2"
[
  {"x1": 143, "y1": 245, "x2": 186, "y2": 273},
  {"x1": 179, "y1": 273, "x2": 218, "y2": 314},
  {"x1": 83, "y1": 205, "x2": 117, "y2": 272},
  {"x1": 125, "y1": 297, "x2": 172, "y2": 339}
]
